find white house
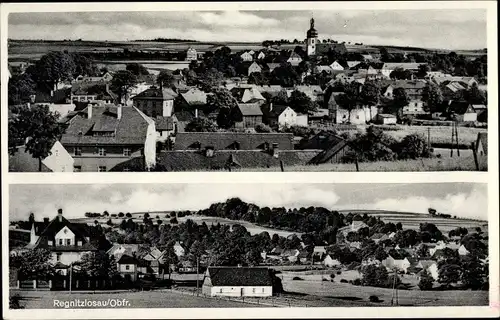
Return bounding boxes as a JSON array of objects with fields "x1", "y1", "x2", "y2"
[
  {"x1": 173, "y1": 241, "x2": 185, "y2": 257},
  {"x1": 202, "y1": 267, "x2": 273, "y2": 297},
  {"x1": 240, "y1": 51, "x2": 253, "y2": 62},
  {"x1": 417, "y1": 260, "x2": 439, "y2": 280},
  {"x1": 257, "y1": 52, "x2": 266, "y2": 60},
  {"x1": 41, "y1": 141, "x2": 75, "y2": 173},
  {"x1": 28, "y1": 209, "x2": 97, "y2": 274},
  {"x1": 287, "y1": 52, "x2": 303, "y2": 66},
  {"x1": 268, "y1": 105, "x2": 308, "y2": 129},
  {"x1": 323, "y1": 254, "x2": 341, "y2": 267},
  {"x1": 333, "y1": 106, "x2": 379, "y2": 124},
  {"x1": 382, "y1": 256, "x2": 412, "y2": 273},
  {"x1": 247, "y1": 62, "x2": 263, "y2": 76},
  {"x1": 401, "y1": 100, "x2": 426, "y2": 116},
  {"x1": 375, "y1": 113, "x2": 397, "y2": 125},
  {"x1": 330, "y1": 61, "x2": 344, "y2": 70},
  {"x1": 458, "y1": 244, "x2": 470, "y2": 256}
]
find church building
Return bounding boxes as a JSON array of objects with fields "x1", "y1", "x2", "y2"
[{"x1": 306, "y1": 17, "x2": 319, "y2": 56}]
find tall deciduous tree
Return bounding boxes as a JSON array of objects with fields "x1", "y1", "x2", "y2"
[
  {"x1": 422, "y1": 82, "x2": 443, "y2": 113},
  {"x1": 157, "y1": 70, "x2": 175, "y2": 88},
  {"x1": 8, "y1": 104, "x2": 64, "y2": 171},
  {"x1": 110, "y1": 70, "x2": 138, "y2": 103},
  {"x1": 9, "y1": 249, "x2": 53, "y2": 279},
  {"x1": 8, "y1": 73, "x2": 36, "y2": 105},
  {"x1": 289, "y1": 90, "x2": 317, "y2": 114},
  {"x1": 126, "y1": 63, "x2": 150, "y2": 76},
  {"x1": 80, "y1": 251, "x2": 118, "y2": 279},
  {"x1": 185, "y1": 118, "x2": 217, "y2": 132},
  {"x1": 360, "y1": 81, "x2": 381, "y2": 106}
]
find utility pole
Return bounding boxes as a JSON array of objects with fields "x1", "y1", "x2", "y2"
[
  {"x1": 196, "y1": 256, "x2": 200, "y2": 296},
  {"x1": 390, "y1": 268, "x2": 396, "y2": 306},
  {"x1": 455, "y1": 121, "x2": 460, "y2": 157},
  {"x1": 69, "y1": 262, "x2": 73, "y2": 294},
  {"x1": 427, "y1": 127, "x2": 431, "y2": 148},
  {"x1": 450, "y1": 121, "x2": 455, "y2": 157}
]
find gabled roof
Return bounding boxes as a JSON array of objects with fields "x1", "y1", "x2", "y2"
[
  {"x1": 9, "y1": 146, "x2": 53, "y2": 172},
  {"x1": 206, "y1": 267, "x2": 273, "y2": 287},
  {"x1": 71, "y1": 83, "x2": 117, "y2": 101},
  {"x1": 231, "y1": 87, "x2": 265, "y2": 103},
  {"x1": 268, "y1": 104, "x2": 292, "y2": 118},
  {"x1": 155, "y1": 116, "x2": 175, "y2": 131},
  {"x1": 174, "y1": 110, "x2": 196, "y2": 122},
  {"x1": 476, "y1": 132, "x2": 487, "y2": 155},
  {"x1": 60, "y1": 105, "x2": 153, "y2": 145},
  {"x1": 445, "y1": 82, "x2": 466, "y2": 93},
  {"x1": 132, "y1": 86, "x2": 176, "y2": 100},
  {"x1": 174, "y1": 132, "x2": 294, "y2": 151},
  {"x1": 181, "y1": 88, "x2": 208, "y2": 106},
  {"x1": 382, "y1": 62, "x2": 424, "y2": 70},
  {"x1": 448, "y1": 101, "x2": 474, "y2": 115},
  {"x1": 288, "y1": 52, "x2": 302, "y2": 60},
  {"x1": 117, "y1": 254, "x2": 139, "y2": 264},
  {"x1": 237, "y1": 103, "x2": 264, "y2": 116}
]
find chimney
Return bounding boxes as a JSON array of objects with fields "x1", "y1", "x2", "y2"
[
  {"x1": 117, "y1": 105, "x2": 122, "y2": 119},
  {"x1": 204, "y1": 146, "x2": 215, "y2": 158},
  {"x1": 57, "y1": 208, "x2": 63, "y2": 222},
  {"x1": 88, "y1": 104, "x2": 93, "y2": 119},
  {"x1": 195, "y1": 108, "x2": 199, "y2": 118},
  {"x1": 43, "y1": 217, "x2": 50, "y2": 224},
  {"x1": 271, "y1": 143, "x2": 279, "y2": 158}
]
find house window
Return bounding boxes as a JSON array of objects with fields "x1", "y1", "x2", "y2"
[
  {"x1": 98, "y1": 147, "x2": 106, "y2": 156},
  {"x1": 66, "y1": 239, "x2": 71, "y2": 246},
  {"x1": 73, "y1": 166, "x2": 82, "y2": 172},
  {"x1": 123, "y1": 148, "x2": 131, "y2": 157},
  {"x1": 59, "y1": 239, "x2": 63, "y2": 245},
  {"x1": 125, "y1": 265, "x2": 130, "y2": 271},
  {"x1": 220, "y1": 288, "x2": 223, "y2": 293},
  {"x1": 48, "y1": 240, "x2": 53, "y2": 246},
  {"x1": 252, "y1": 288, "x2": 256, "y2": 293},
  {"x1": 98, "y1": 166, "x2": 107, "y2": 172},
  {"x1": 77, "y1": 241, "x2": 82, "y2": 246},
  {"x1": 74, "y1": 147, "x2": 82, "y2": 156},
  {"x1": 56, "y1": 253, "x2": 61, "y2": 262},
  {"x1": 262, "y1": 288, "x2": 265, "y2": 293}
]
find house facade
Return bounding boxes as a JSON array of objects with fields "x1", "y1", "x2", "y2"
[
  {"x1": 60, "y1": 103, "x2": 157, "y2": 172},
  {"x1": 236, "y1": 103, "x2": 264, "y2": 129},
  {"x1": 186, "y1": 47, "x2": 198, "y2": 61},
  {"x1": 240, "y1": 52, "x2": 253, "y2": 62},
  {"x1": 247, "y1": 62, "x2": 262, "y2": 76},
  {"x1": 202, "y1": 267, "x2": 273, "y2": 297}
]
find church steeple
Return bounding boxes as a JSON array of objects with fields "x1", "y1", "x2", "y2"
[
  {"x1": 306, "y1": 16, "x2": 318, "y2": 56},
  {"x1": 310, "y1": 17, "x2": 315, "y2": 29}
]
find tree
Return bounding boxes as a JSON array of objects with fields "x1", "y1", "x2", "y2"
[
  {"x1": 185, "y1": 118, "x2": 217, "y2": 132},
  {"x1": 270, "y1": 90, "x2": 289, "y2": 105},
  {"x1": 199, "y1": 68, "x2": 224, "y2": 91},
  {"x1": 126, "y1": 63, "x2": 150, "y2": 76},
  {"x1": 255, "y1": 123, "x2": 272, "y2": 133},
  {"x1": 8, "y1": 104, "x2": 64, "y2": 171},
  {"x1": 208, "y1": 88, "x2": 240, "y2": 129},
  {"x1": 374, "y1": 246, "x2": 388, "y2": 262},
  {"x1": 465, "y1": 83, "x2": 486, "y2": 105},
  {"x1": 417, "y1": 244, "x2": 430, "y2": 258},
  {"x1": 118, "y1": 212, "x2": 124, "y2": 218},
  {"x1": 157, "y1": 69, "x2": 176, "y2": 88},
  {"x1": 269, "y1": 62, "x2": 301, "y2": 87},
  {"x1": 110, "y1": 70, "x2": 138, "y2": 103},
  {"x1": 422, "y1": 82, "x2": 443, "y2": 113},
  {"x1": 418, "y1": 269, "x2": 434, "y2": 290},
  {"x1": 361, "y1": 264, "x2": 389, "y2": 288},
  {"x1": 9, "y1": 248, "x2": 53, "y2": 279},
  {"x1": 8, "y1": 73, "x2": 36, "y2": 105},
  {"x1": 80, "y1": 251, "x2": 118, "y2": 279},
  {"x1": 461, "y1": 255, "x2": 485, "y2": 290},
  {"x1": 438, "y1": 263, "x2": 462, "y2": 288},
  {"x1": 289, "y1": 90, "x2": 317, "y2": 114},
  {"x1": 126, "y1": 213, "x2": 132, "y2": 218},
  {"x1": 398, "y1": 133, "x2": 431, "y2": 159},
  {"x1": 32, "y1": 51, "x2": 76, "y2": 89},
  {"x1": 392, "y1": 87, "x2": 409, "y2": 112},
  {"x1": 390, "y1": 68, "x2": 413, "y2": 80},
  {"x1": 360, "y1": 81, "x2": 380, "y2": 106},
  {"x1": 336, "y1": 82, "x2": 361, "y2": 121},
  {"x1": 71, "y1": 53, "x2": 99, "y2": 77},
  {"x1": 416, "y1": 64, "x2": 430, "y2": 78}
]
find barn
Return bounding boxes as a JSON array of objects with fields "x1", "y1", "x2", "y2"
[{"x1": 201, "y1": 267, "x2": 273, "y2": 297}]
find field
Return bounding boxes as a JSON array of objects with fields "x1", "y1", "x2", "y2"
[
  {"x1": 385, "y1": 125, "x2": 486, "y2": 147},
  {"x1": 226, "y1": 152, "x2": 487, "y2": 172},
  {"x1": 10, "y1": 289, "x2": 261, "y2": 309}
]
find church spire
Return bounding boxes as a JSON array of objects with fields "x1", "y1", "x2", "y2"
[{"x1": 310, "y1": 17, "x2": 315, "y2": 29}]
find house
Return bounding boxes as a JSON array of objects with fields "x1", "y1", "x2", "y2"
[
  {"x1": 374, "y1": 113, "x2": 397, "y2": 125},
  {"x1": 475, "y1": 132, "x2": 487, "y2": 156},
  {"x1": 458, "y1": 244, "x2": 470, "y2": 256},
  {"x1": 433, "y1": 76, "x2": 478, "y2": 88},
  {"x1": 292, "y1": 85, "x2": 324, "y2": 103},
  {"x1": 173, "y1": 132, "x2": 294, "y2": 151},
  {"x1": 231, "y1": 87, "x2": 266, "y2": 104},
  {"x1": 401, "y1": 100, "x2": 426, "y2": 117},
  {"x1": 361, "y1": 54, "x2": 374, "y2": 61},
  {"x1": 313, "y1": 246, "x2": 327, "y2": 258},
  {"x1": 60, "y1": 103, "x2": 157, "y2": 172},
  {"x1": 132, "y1": 86, "x2": 176, "y2": 118},
  {"x1": 330, "y1": 61, "x2": 344, "y2": 70},
  {"x1": 443, "y1": 81, "x2": 466, "y2": 96},
  {"x1": 282, "y1": 249, "x2": 300, "y2": 263},
  {"x1": 265, "y1": 104, "x2": 307, "y2": 129},
  {"x1": 304, "y1": 132, "x2": 353, "y2": 165},
  {"x1": 28, "y1": 209, "x2": 97, "y2": 274},
  {"x1": 257, "y1": 51, "x2": 266, "y2": 60},
  {"x1": 107, "y1": 244, "x2": 144, "y2": 260},
  {"x1": 298, "y1": 251, "x2": 311, "y2": 264},
  {"x1": 70, "y1": 83, "x2": 117, "y2": 104},
  {"x1": 416, "y1": 260, "x2": 439, "y2": 280},
  {"x1": 240, "y1": 51, "x2": 253, "y2": 62},
  {"x1": 308, "y1": 108, "x2": 329, "y2": 124},
  {"x1": 266, "y1": 63, "x2": 281, "y2": 72},
  {"x1": 447, "y1": 101, "x2": 477, "y2": 122},
  {"x1": 9, "y1": 141, "x2": 74, "y2": 172},
  {"x1": 472, "y1": 104, "x2": 487, "y2": 122},
  {"x1": 202, "y1": 267, "x2": 273, "y2": 297},
  {"x1": 74, "y1": 72, "x2": 113, "y2": 83},
  {"x1": 347, "y1": 61, "x2": 362, "y2": 69},
  {"x1": 186, "y1": 47, "x2": 198, "y2": 61},
  {"x1": 178, "y1": 88, "x2": 209, "y2": 114},
  {"x1": 247, "y1": 62, "x2": 263, "y2": 76},
  {"x1": 381, "y1": 80, "x2": 426, "y2": 100},
  {"x1": 382, "y1": 256, "x2": 412, "y2": 273},
  {"x1": 236, "y1": 102, "x2": 264, "y2": 129},
  {"x1": 332, "y1": 106, "x2": 379, "y2": 125},
  {"x1": 116, "y1": 254, "x2": 141, "y2": 281},
  {"x1": 173, "y1": 241, "x2": 185, "y2": 257},
  {"x1": 323, "y1": 254, "x2": 341, "y2": 268},
  {"x1": 380, "y1": 63, "x2": 424, "y2": 77},
  {"x1": 287, "y1": 52, "x2": 303, "y2": 66}
]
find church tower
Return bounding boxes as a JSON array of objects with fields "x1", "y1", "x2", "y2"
[{"x1": 306, "y1": 17, "x2": 318, "y2": 56}]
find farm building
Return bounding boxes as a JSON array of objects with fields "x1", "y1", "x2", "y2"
[
  {"x1": 475, "y1": 132, "x2": 487, "y2": 156},
  {"x1": 375, "y1": 113, "x2": 397, "y2": 125},
  {"x1": 323, "y1": 254, "x2": 341, "y2": 267},
  {"x1": 202, "y1": 267, "x2": 273, "y2": 297}
]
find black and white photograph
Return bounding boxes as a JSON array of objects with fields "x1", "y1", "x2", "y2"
[
  {"x1": 7, "y1": 183, "x2": 490, "y2": 309},
  {"x1": 5, "y1": 5, "x2": 490, "y2": 172}
]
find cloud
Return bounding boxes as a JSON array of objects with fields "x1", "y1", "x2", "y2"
[
  {"x1": 8, "y1": 10, "x2": 486, "y2": 49},
  {"x1": 367, "y1": 186, "x2": 487, "y2": 220}
]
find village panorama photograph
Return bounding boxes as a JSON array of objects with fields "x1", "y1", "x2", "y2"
[
  {"x1": 6, "y1": 8, "x2": 489, "y2": 172},
  {"x1": 7, "y1": 182, "x2": 489, "y2": 309}
]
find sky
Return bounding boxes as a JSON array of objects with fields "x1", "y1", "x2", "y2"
[
  {"x1": 8, "y1": 9, "x2": 487, "y2": 50},
  {"x1": 9, "y1": 183, "x2": 487, "y2": 221}
]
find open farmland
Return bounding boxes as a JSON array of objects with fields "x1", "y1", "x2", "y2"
[
  {"x1": 281, "y1": 278, "x2": 488, "y2": 306},
  {"x1": 224, "y1": 153, "x2": 487, "y2": 172},
  {"x1": 385, "y1": 125, "x2": 487, "y2": 147}
]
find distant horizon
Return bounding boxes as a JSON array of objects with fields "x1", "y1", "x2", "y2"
[
  {"x1": 7, "y1": 38, "x2": 487, "y2": 53},
  {"x1": 9, "y1": 183, "x2": 488, "y2": 221}
]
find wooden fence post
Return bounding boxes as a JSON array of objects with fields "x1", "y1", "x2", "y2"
[
  {"x1": 355, "y1": 157, "x2": 359, "y2": 172},
  {"x1": 280, "y1": 160, "x2": 285, "y2": 172},
  {"x1": 471, "y1": 142, "x2": 480, "y2": 171}
]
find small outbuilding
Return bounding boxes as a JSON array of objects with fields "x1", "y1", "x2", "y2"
[{"x1": 202, "y1": 267, "x2": 273, "y2": 297}]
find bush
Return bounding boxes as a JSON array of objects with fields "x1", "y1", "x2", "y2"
[
  {"x1": 340, "y1": 279, "x2": 348, "y2": 283},
  {"x1": 398, "y1": 133, "x2": 432, "y2": 159},
  {"x1": 170, "y1": 217, "x2": 178, "y2": 224},
  {"x1": 352, "y1": 278, "x2": 362, "y2": 286},
  {"x1": 292, "y1": 276, "x2": 303, "y2": 280},
  {"x1": 255, "y1": 123, "x2": 273, "y2": 133},
  {"x1": 336, "y1": 271, "x2": 342, "y2": 275},
  {"x1": 369, "y1": 295, "x2": 380, "y2": 303},
  {"x1": 330, "y1": 273, "x2": 336, "y2": 279},
  {"x1": 9, "y1": 294, "x2": 24, "y2": 309}
]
